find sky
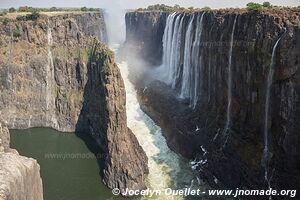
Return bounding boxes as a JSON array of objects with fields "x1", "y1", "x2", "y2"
[{"x1": 0, "y1": 0, "x2": 299, "y2": 9}]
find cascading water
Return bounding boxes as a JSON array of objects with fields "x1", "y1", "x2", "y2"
[
  {"x1": 106, "y1": 10, "x2": 202, "y2": 199},
  {"x1": 180, "y1": 15, "x2": 195, "y2": 99},
  {"x1": 46, "y1": 19, "x2": 54, "y2": 110},
  {"x1": 190, "y1": 14, "x2": 205, "y2": 108},
  {"x1": 168, "y1": 14, "x2": 181, "y2": 85},
  {"x1": 263, "y1": 28, "x2": 286, "y2": 198},
  {"x1": 161, "y1": 13, "x2": 205, "y2": 109},
  {"x1": 110, "y1": 44, "x2": 198, "y2": 200},
  {"x1": 224, "y1": 15, "x2": 237, "y2": 134}
]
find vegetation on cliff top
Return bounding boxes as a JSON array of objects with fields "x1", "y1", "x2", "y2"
[
  {"x1": 16, "y1": 10, "x2": 40, "y2": 21},
  {"x1": 2, "y1": 6, "x2": 100, "y2": 14},
  {"x1": 134, "y1": 2, "x2": 300, "y2": 13},
  {"x1": 246, "y1": 2, "x2": 275, "y2": 12},
  {"x1": 136, "y1": 4, "x2": 212, "y2": 12}
]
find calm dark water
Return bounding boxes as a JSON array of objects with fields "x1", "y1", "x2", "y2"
[{"x1": 10, "y1": 128, "x2": 124, "y2": 200}]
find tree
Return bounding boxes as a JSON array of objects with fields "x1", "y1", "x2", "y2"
[
  {"x1": 9, "y1": 7, "x2": 16, "y2": 13},
  {"x1": 18, "y1": 6, "x2": 28, "y2": 12},
  {"x1": 246, "y1": 2, "x2": 263, "y2": 12},
  {"x1": 262, "y1": 2, "x2": 272, "y2": 8},
  {"x1": 27, "y1": 7, "x2": 35, "y2": 13},
  {"x1": 81, "y1": 7, "x2": 88, "y2": 12},
  {"x1": 50, "y1": 7, "x2": 57, "y2": 12},
  {"x1": 202, "y1": 6, "x2": 211, "y2": 11},
  {"x1": 25, "y1": 10, "x2": 40, "y2": 20}
]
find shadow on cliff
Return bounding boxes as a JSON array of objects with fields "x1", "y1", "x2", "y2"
[{"x1": 75, "y1": 44, "x2": 107, "y2": 179}]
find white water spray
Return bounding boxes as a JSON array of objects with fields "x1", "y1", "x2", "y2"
[
  {"x1": 180, "y1": 15, "x2": 195, "y2": 99},
  {"x1": 190, "y1": 14, "x2": 205, "y2": 108},
  {"x1": 263, "y1": 28, "x2": 286, "y2": 196},
  {"x1": 107, "y1": 12, "x2": 196, "y2": 199},
  {"x1": 224, "y1": 15, "x2": 237, "y2": 134},
  {"x1": 46, "y1": 19, "x2": 54, "y2": 110},
  {"x1": 112, "y1": 49, "x2": 195, "y2": 199},
  {"x1": 161, "y1": 13, "x2": 205, "y2": 109}
]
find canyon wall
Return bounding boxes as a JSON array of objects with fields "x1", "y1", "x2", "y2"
[
  {"x1": 0, "y1": 12, "x2": 148, "y2": 193},
  {"x1": 125, "y1": 9, "x2": 300, "y2": 197},
  {"x1": 125, "y1": 12, "x2": 168, "y2": 65},
  {"x1": 0, "y1": 12, "x2": 107, "y2": 131},
  {"x1": 0, "y1": 120, "x2": 43, "y2": 200}
]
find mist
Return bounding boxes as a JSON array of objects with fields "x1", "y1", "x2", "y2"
[{"x1": 102, "y1": 0, "x2": 126, "y2": 46}]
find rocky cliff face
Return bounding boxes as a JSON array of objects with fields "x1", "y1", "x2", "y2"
[
  {"x1": 125, "y1": 12, "x2": 168, "y2": 65},
  {"x1": 126, "y1": 9, "x2": 300, "y2": 197},
  {"x1": 74, "y1": 43, "x2": 148, "y2": 193},
  {"x1": 0, "y1": 12, "x2": 107, "y2": 131},
  {"x1": 0, "y1": 12, "x2": 148, "y2": 194},
  {"x1": 0, "y1": 120, "x2": 43, "y2": 200}
]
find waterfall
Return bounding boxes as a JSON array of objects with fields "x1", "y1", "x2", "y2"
[
  {"x1": 168, "y1": 14, "x2": 181, "y2": 85},
  {"x1": 162, "y1": 13, "x2": 185, "y2": 89},
  {"x1": 106, "y1": 11, "x2": 198, "y2": 199},
  {"x1": 172, "y1": 15, "x2": 185, "y2": 89},
  {"x1": 224, "y1": 15, "x2": 237, "y2": 133},
  {"x1": 190, "y1": 14, "x2": 205, "y2": 108},
  {"x1": 111, "y1": 44, "x2": 196, "y2": 199},
  {"x1": 162, "y1": 12, "x2": 176, "y2": 81},
  {"x1": 207, "y1": 24, "x2": 215, "y2": 103},
  {"x1": 161, "y1": 13, "x2": 205, "y2": 109},
  {"x1": 180, "y1": 15, "x2": 195, "y2": 99},
  {"x1": 46, "y1": 19, "x2": 54, "y2": 110},
  {"x1": 263, "y1": 28, "x2": 286, "y2": 191}
]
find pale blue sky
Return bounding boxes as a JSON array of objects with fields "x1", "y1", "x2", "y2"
[{"x1": 0, "y1": 0, "x2": 299, "y2": 9}]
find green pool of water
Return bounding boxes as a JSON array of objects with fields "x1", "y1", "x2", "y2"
[{"x1": 10, "y1": 128, "x2": 124, "y2": 200}]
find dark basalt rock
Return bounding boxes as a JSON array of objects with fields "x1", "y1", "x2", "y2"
[
  {"x1": 126, "y1": 9, "x2": 300, "y2": 199},
  {"x1": 0, "y1": 12, "x2": 148, "y2": 194},
  {"x1": 125, "y1": 11, "x2": 169, "y2": 66}
]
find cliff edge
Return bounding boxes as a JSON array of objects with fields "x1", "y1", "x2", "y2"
[
  {"x1": 0, "y1": 120, "x2": 43, "y2": 200},
  {"x1": 0, "y1": 12, "x2": 148, "y2": 194},
  {"x1": 125, "y1": 8, "x2": 300, "y2": 198}
]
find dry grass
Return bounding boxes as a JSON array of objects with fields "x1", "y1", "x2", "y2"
[{"x1": 1, "y1": 11, "x2": 99, "y2": 19}]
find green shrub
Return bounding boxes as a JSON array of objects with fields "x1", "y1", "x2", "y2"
[
  {"x1": 202, "y1": 6, "x2": 211, "y2": 11},
  {"x1": 2, "y1": 18, "x2": 9, "y2": 26},
  {"x1": 13, "y1": 28, "x2": 21, "y2": 38},
  {"x1": 246, "y1": 2, "x2": 263, "y2": 12},
  {"x1": 9, "y1": 7, "x2": 16, "y2": 13},
  {"x1": 50, "y1": 7, "x2": 58, "y2": 12},
  {"x1": 25, "y1": 10, "x2": 40, "y2": 20},
  {"x1": 81, "y1": 7, "x2": 88, "y2": 12},
  {"x1": 144, "y1": 4, "x2": 183, "y2": 12},
  {"x1": 27, "y1": 7, "x2": 35, "y2": 13},
  {"x1": 88, "y1": 8, "x2": 99, "y2": 11},
  {"x1": 262, "y1": 2, "x2": 272, "y2": 8},
  {"x1": 102, "y1": 49, "x2": 113, "y2": 60},
  {"x1": 16, "y1": 15, "x2": 26, "y2": 21},
  {"x1": 18, "y1": 6, "x2": 28, "y2": 12}
]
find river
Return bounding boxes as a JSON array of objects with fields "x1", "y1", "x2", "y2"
[{"x1": 10, "y1": 128, "x2": 124, "y2": 200}]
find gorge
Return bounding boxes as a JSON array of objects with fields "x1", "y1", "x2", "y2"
[
  {"x1": 0, "y1": 11, "x2": 148, "y2": 199},
  {"x1": 125, "y1": 7, "x2": 300, "y2": 199},
  {"x1": 0, "y1": 3, "x2": 299, "y2": 200}
]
